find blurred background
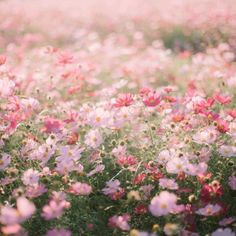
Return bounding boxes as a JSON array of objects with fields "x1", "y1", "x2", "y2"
[{"x1": 0, "y1": 0, "x2": 236, "y2": 52}]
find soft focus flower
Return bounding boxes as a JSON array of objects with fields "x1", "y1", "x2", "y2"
[
  {"x1": 108, "y1": 214, "x2": 130, "y2": 231},
  {"x1": 159, "y1": 178, "x2": 179, "y2": 190},
  {"x1": 228, "y1": 176, "x2": 236, "y2": 190},
  {"x1": 21, "y1": 169, "x2": 39, "y2": 186},
  {"x1": 85, "y1": 129, "x2": 103, "y2": 148},
  {"x1": 149, "y1": 191, "x2": 178, "y2": 217},
  {"x1": 0, "y1": 197, "x2": 35, "y2": 225},
  {"x1": 0, "y1": 153, "x2": 11, "y2": 170},
  {"x1": 211, "y1": 228, "x2": 235, "y2": 236},
  {"x1": 46, "y1": 228, "x2": 71, "y2": 236},
  {"x1": 67, "y1": 182, "x2": 92, "y2": 195},
  {"x1": 196, "y1": 204, "x2": 221, "y2": 216}
]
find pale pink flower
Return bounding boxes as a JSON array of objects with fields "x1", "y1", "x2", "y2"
[
  {"x1": 56, "y1": 145, "x2": 84, "y2": 162},
  {"x1": 21, "y1": 169, "x2": 39, "y2": 186},
  {"x1": 85, "y1": 129, "x2": 103, "y2": 148},
  {"x1": 193, "y1": 127, "x2": 218, "y2": 144},
  {"x1": 166, "y1": 157, "x2": 189, "y2": 174},
  {"x1": 87, "y1": 164, "x2": 105, "y2": 177},
  {"x1": 0, "y1": 153, "x2": 11, "y2": 170},
  {"x1": 159, "y1": 178, "x2": 179, "y2": 190},
  {"x1": 156, "y1": 149, "x2": 173, "y2": 164},
  {"x1": 111, "y1": 145, "x2": 126, "y2": 158},
  {"x1": 196, "y1": 204, "x2": 221, "y2": 216},
  {"x1": 211, "y1": 228, "x2": 235, "y2": 236},
  {"x1": 102, "y1": 179, "x2": 121, "y2": 195},
  {"x1": 228, "y1": 176, "x2": 236, "y2": 190},
  {"x1": 180, "y1": 230, "x2": 199, "y2": 236},
  {"x1": 46, "y1": 229, "x2": 71, "y2": 236},
  {"x1": 0, "y1": 197, "x2": 35, "y2": 225},
  {"x1": 87, "y1": 108, "x2": 110, "y2": 128},
  {"x1": 219, "y1": 217, "x2": 236, "y2": 226},
  {"x1": 108, "y1": 214, "x2": 130, "y2": 231},
  {"x1": 218, "y1": 145, "x2": 236, "y2": 158},
  {"x1": 67, "y1": 182, "x2": 92, "y2": 196},
  {"x1": 0, "y1": 78, "x2": 15, "y2": 98},
  {"x1": 186, "y1": 162, "x2": 208, "y2": 176},
  {"x1": 42, "y1": 200, "x2": 70, "y2": 220},
  {"x1": 55, "y1": 159, "x2": 83, "y2": 175},
  {"x1": 25, "y1": 184, "x2": 47, "y2": 198},
  {"x1": 149, "y1": 191, "x2": 178, "y2": 217}
]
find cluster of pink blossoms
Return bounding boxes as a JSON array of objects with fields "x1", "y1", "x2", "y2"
[{"x1": 0, "y1": 0, "x2": 236, "y2": 235}]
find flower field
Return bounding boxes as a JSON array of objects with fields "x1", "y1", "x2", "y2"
[{"x1": 0, "y1": 0, "x2": 236, "y2": 235}]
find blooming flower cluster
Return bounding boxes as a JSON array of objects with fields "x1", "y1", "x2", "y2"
[{"x1": 0, "y1": 0, "x2": 236, "y2": 235}]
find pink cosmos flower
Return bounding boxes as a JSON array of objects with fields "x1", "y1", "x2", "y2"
[
  {"x1": 55, "y1": 158, "x2": 84, "y2": 175},
  {"x1": 0, "y1": 78, "x2": 15, "y2": 98},
  {"x1": 193, "y1": 127, "x2": 218, "y2": 144},
  {"x1": 149, "y1": 191, "x2": 178, "y2": 217},
  {"x1": 218, "y1": 145, "x2": 236, "y2": 158},
  {"x1": 114, "y1": 93, "x2": 134, "y2": 108},
  {"x1": 211, "y1": 228, "x2": 235, "y2": 236},
  {"x1": 112, "y1": 145, "x2": 127, "y2": 158},
  {"x1": 108, "y1": 214, "x2": 130, "y2": 231},
  {"x1": 180, "y1": 230, "x2": 199, "y2": 236},
  {"x1": 57, "y1": 51, "x2": 74, "y2": 65},
  {"x1": 0, "y1": 153, "x2": 11, "y2": 170},
  {"x1": 228, "y1": 176, "x2": 236, "y2": 190},
  {"x1": 214, "y1": 93, "x2": 232, "y2": 105},
  {"x1": 0, "y1": 197, "x2": 35, "y2": 225},
  {"x1": 156, "y1": 149, "x2": 173, "y2": 164},
  {"x1": 85, "y1": 129, "x2": 103, "y2": 149},
  {"x1": 102, "y1": 179, "x2": 121, "y2": 195},
  {"x1": 67, "y1": 182, "x2": 92, "y2": 196},
  {"x1": 102, "y1": 179, "x2": 125, "y2": 200},
  {"x1": 87, "y1": 164, "x2": 105, "y2": 177},
  {"x1": 186, "y1": 162, "x2": 208, "y2": 176},
  {"x1": 159, "y1": 178, "x2": 179, "y2": 190},
  {"x1": 116, "y1": 155, "x2": 137, "y2": 167},
  {"x1": 56, "y1": 145, "x2": 84, "y2": 162},
  {"x1": 21, "y1": 169, "x2": 39, "y2": 186},
  {"x1": 219, "y1": 217, "x2": 236, "y2": 226},
  {"x1": 1, "y1": 224, "x2": 21, "y2": 235},
  {"x1": 87, "y1": 108, "x2": 110, "y2": 128},
  {"x1": 25, "y1": 184, "x2": 47, "y2": 198},
  {"x1": 46, "y1": 229, "x2": 72, "y2": 236},
  {"x1": 42, "y1": 117, "x2": 63, "y2": 133},
  {"x1": 166, "y1": 157, "x2": 189, "y2": 174},
  {"x1": 142, "y1": 91, "x2": 161, "y2": 107},
  {"x1": 42, "y1": 199, "x2": 70, "y2": 220},
  {"x1": 196, "y1": 204, "x2": 221, "y2": 216}
]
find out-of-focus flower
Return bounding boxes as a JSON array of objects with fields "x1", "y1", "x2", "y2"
[
  {"x1": 149, "y1": 191, "x2": 178, "y2": 217},
  {"x1": 108, "y1": 214, "x2": 130, "y2": 231},
  {"x1": 228, "y1": 176, "x2": 236, "y2": 190},
  {"x1": 211, "y1": 228, "x2": 235, "y2": 236},
  {"x1": 159, "y1": 178, "x2": 179, "y2": 190},
  {"x1": 67, "y1": 182, "x2": 92, "y2": 196},
  {"x1": 0, "y1": 197, "x2": 35, "y2": 225},
  {"x1": 196, "y1": 204, "x2": 221, "y2": 216},
  {"x1": 85, "y1": 129, "x2": 103, "y2": 148},
  {"x1": 0, "y1": 153, "x2": 11, "y2": 170},
  {"x1": 46, "y1": 228, "x2": 71, "y2": 236},
  {"x1": 21, "y1": 169, "x2": 39, "y2": 186}
]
